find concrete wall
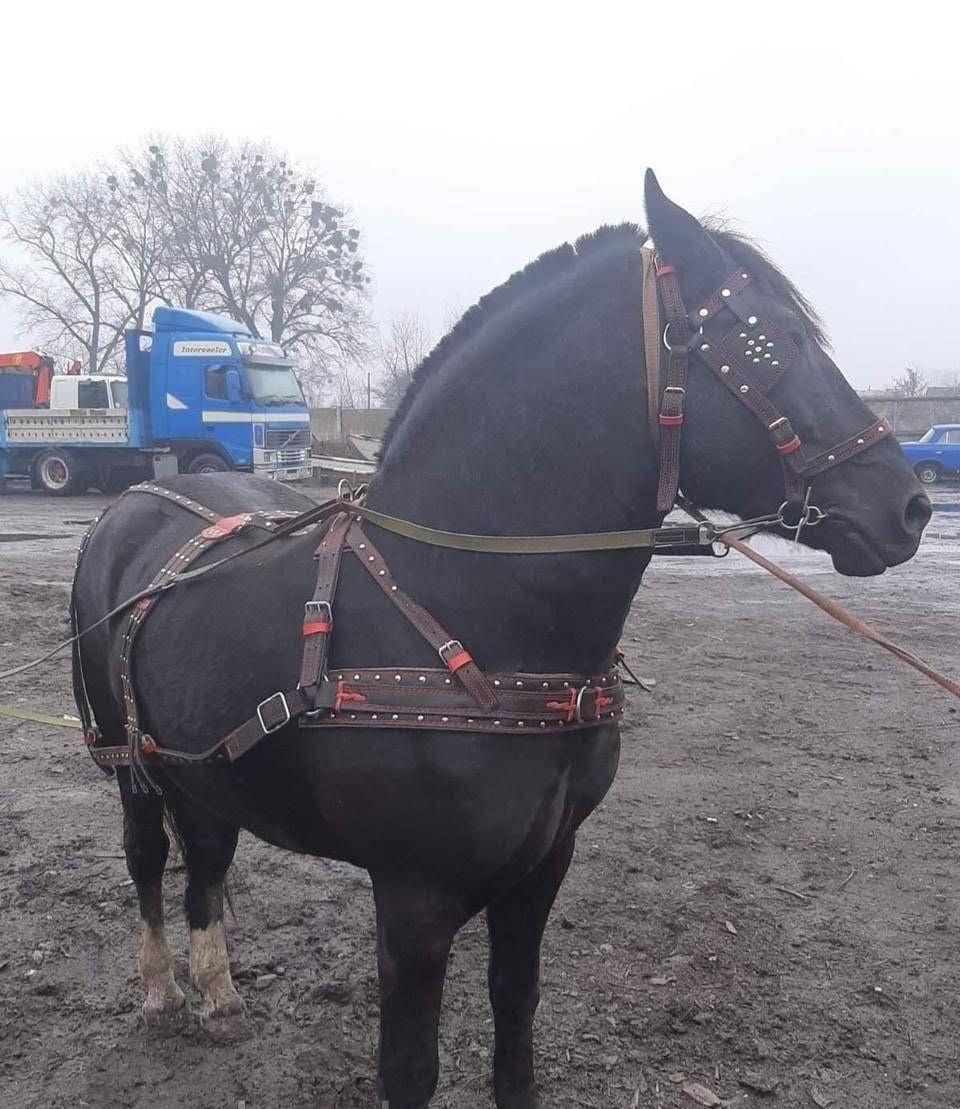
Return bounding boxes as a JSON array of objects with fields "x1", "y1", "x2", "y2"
[
  {"x1": 309, "y1": 407, "x2": 393, "y2": 443},
  {"x1": 857, "y1": 394, "x2": 960, "y2": 441}
]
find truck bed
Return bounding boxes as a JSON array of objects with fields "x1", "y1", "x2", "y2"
[{"x1": 1, "y1": 408, "x2": 129, "y2": 445}]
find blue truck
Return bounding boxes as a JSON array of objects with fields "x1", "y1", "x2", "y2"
[
  {"x1": 900, "y1": 424, "x2": 960, "y2": 485},
  {"x1": 0, "y1": 307, "x2": 312, "y2": 495}
]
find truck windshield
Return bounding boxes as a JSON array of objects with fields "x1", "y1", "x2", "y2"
[
  {"x1": 244, "y1": 364, "x2": 305, "y2": 407},
  {"x1": 918, "y1": 428, "x2": 938, "y2": 443}
]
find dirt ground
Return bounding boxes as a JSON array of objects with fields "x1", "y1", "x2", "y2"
[{"x1": 1, "y1": 479, "x2": 958, "y2": 1109}]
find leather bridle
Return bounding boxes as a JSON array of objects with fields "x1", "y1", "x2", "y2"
[{"x1": 651, "y1": 257, "x2": 892, "y2": 533}]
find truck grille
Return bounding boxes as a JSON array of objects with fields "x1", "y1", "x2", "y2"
[{"x1": 265, "y1": 427, "x2": 311, "y2": 450}]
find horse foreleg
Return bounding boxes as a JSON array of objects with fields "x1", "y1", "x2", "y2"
[
  {"x1": 163, "y1": 791, "x2": 243, "y2": 1024},
  {"x1": 371, "y1": 878, "x2": 468, "y2": 1108},
  {"x1": 486, "y1": 834, "x2": 576, "y2": 1109},
  {"x1": 119, "y1": 771, "x2": 186, "y2": 1022}
]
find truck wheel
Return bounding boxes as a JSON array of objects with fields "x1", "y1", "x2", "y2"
[
  {"x1": 186, "y1": 453, "x2": 230, "y2": 475},
  {"x1": 915, "y1": 463, "x2": 941, "y2": 485},
  {"x1": 35, "y1": 449, "x2": 87, "y2": 496}
]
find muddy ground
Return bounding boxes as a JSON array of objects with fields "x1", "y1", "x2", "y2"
[{"x1": 1, "y1": 481, "x2": 958, "y2": 1109}]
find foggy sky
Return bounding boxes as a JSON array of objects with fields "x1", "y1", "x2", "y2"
[{"x1": 2, "y1": 1, "x2": 957, "y2": 389}]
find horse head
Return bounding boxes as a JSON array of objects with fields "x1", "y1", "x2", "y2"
[{"x1": 645, "y1": 170, "x2": 931, "y2": 576}]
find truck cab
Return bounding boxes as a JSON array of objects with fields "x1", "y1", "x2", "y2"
[
  {"x1": 48, "y1": 375, "x2": 128, "y2": 410},
  {"x1": 901, "y1": 425, "x2": 960, "y2": 485},
  {"x1": 0, "y1": 306, "x2": 312, "y2": 495},
  {"x1": 129, "y1": 307, "x2": 312, "y2": 480}
]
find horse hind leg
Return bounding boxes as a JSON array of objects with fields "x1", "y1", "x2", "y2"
[
  {"x1": 163, "y1": 790, "x2": 244, "y2": 1026},
  {"x1": 118, "y1": 770, "x2": 186, "y2": 1022}
]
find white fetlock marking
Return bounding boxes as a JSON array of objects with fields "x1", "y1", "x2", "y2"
[
  {"x1": 140, "y1": 924, "x2": 185, "y2": 1014},
  {"x1": 189, "y1": 921, "x2": 243, "y2": 1017}
]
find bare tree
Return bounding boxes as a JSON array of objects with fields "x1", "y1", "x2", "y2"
[
  {"x1": 0, "y1": 136, "x2": 371, "y2": 383},
  {"x1": 0, "y1": 175, "x2": 134, "y2": 371},
  {"x1": 374, "y1": 312, "x2": 433, "y2": 407},
  {"x1": 890, "y1": 365, "x2": 928, "y2": 397}
]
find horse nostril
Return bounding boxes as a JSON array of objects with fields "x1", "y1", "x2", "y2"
[{"x1": 905, "y1": 492, "x2": 932, "y2": 534}]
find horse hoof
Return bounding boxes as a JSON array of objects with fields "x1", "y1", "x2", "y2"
[
  {"x1": 141, "y1": 982, "x2": 188, "y2": 1029},
  {"x1": 198, "y1": 988, "x2": 249, "y2": 1042},
  {"x1": 494, "y1": 1084, "x2": 540, "y2": 1109}
]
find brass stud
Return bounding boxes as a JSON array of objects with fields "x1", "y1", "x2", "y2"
[
  {"x1": 494, "y1": 679, "x2": 501, "y2": 687},
  {"x1": 392, "y1": 714, "x2": 399, "y2": 720},
  {"x1": 772, "y1": 360, "x2": 779, "y2": 367},
  {"x1": 747, "y1": 315, "x2": 758, "y2": 325},
  {"x1": 700, "y1": 343, "x2": 710, "y2": 352},
  {"x1": 441, "y1": 716, "x2": 449, "y2": 723},
  {"x1": 739, "y1": 331, "x2": 747, "y2": 339},
  {"x1": 353, "y1": 673, "x2": 360, "y2": 680},
  {"x1": 418, "y1": 675, "x2": 426, "y2": 683},
  {"x1": 752, "y1": 357, "x2": 761, "y2": 364},
  {"x1": 516, "y1": 680, "x2": 524, "y2": 688},
  {"x1": 827, "y1": 454, "x2": 836, "y2": 462},
  {"x1": 374, "y1": 674, "x2": 381, "y2": 680},
  {"x1": 378, "y1": 569, "x2": 386, "y2": 576},
  {"x1": 721, "y1": 288, "x2": 731, "y2": 297},
  {"x1": 740, "y1": 384, "x2": 750, "y2": 393},
  {"x1": 720, "y1": 365, "x2": 730, "y2": 373},
  {"x1": 417, "y1": 714, "x2": 424, "y2": 722},
  {"x1": 698, "y1": 307, "x2": 709, "y2": 317},
  {"x1": 395, "y1": 674, "x2": 402, "y2": 682},
  {"x1": 857, "y1": 438, "x2": 865, "y2": 445},
  {"x1": 372, "y1": 714, "x2": 378, "y2": 720}
]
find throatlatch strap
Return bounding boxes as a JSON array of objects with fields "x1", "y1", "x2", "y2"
[{"x1": 655, "y1": 264, "x2": 690, "y2": 513}]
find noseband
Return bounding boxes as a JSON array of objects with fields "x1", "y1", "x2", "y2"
[{"x1": 651, "y1": 259, "x2": 892, "y2": 529}]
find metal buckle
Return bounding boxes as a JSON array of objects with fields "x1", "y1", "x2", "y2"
[
  {"x1": 256, "y1": 692, "x2": 291, "y2": 734},
  {"x1": 574, "y1": 685, "x2": 615, "y2": 723},
  {"x1": 438, "y1": 639, "x2": 464, "y2": 665},
  {"x1": 304, "y1": 600, "x2": 332, "y2": 622}
]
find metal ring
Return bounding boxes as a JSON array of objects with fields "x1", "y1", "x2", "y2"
[{"x1": 662, "y1": 323, "x2": 675, "y2": 352}]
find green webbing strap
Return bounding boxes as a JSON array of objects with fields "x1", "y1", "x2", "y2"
[{"x1": 351, "y1": 504, "x2": 711, "y2": 554}]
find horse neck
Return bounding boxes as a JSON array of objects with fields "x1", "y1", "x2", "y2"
[{"x1": 366, "y1": 255, "x2": 661, "y2": 673}]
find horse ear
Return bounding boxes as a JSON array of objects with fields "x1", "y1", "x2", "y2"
[{"x1": 644, "y1": 169, "x2": 725, "y2": 291}]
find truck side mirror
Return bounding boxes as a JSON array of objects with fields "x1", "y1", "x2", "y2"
[{"x1": 225, "y1": 369, "x2": 244, "y2": 404}]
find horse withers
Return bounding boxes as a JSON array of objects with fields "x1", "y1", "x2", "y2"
[{"x1": 72, "y1": 171, "x2": 929, "y2": 1108}]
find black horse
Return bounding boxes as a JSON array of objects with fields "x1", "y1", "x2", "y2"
[{"x1": 73, "y1": 173, "x2": 930, "y2": 1108}]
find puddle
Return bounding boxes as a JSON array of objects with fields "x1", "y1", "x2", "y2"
[{"x1": 0, "y1": 533, "x2": 73, "y2": 543}]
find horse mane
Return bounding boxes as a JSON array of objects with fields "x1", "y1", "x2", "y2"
[
  {"x1": 380, "y1": 218, "x2": 827, "y2": 454},
  {"x1": 380, "y1": 224, "x2": 646, "y2": 453},
  {"x1": 706, "y1": 224, "x2": 828, "y2": 347}
]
